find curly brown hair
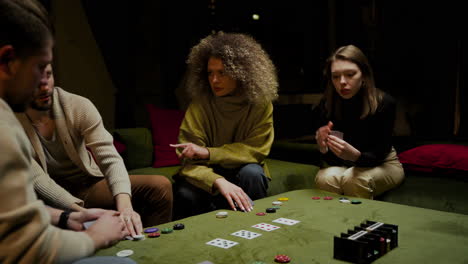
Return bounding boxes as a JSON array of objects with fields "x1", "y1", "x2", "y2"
[{"x1": 185, "y1": 32, "x2": 278, "y2": 103}]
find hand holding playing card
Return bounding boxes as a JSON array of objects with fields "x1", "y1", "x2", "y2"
[
  {"x1": 316, "y1": 121, "x2": 333, "y2": 153},
  {"x1": 326, "y1": 135, "x2": 361, "y2": 161},
  {"x1": 68, "y1": 208, "x2": 108, "y2": 231}
]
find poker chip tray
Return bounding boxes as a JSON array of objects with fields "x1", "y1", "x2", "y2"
[{"x1": 333, "y1": 220, "x2": 398, "y2": 264}]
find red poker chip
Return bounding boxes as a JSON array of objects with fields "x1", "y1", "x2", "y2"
[
  {"x1": 275, "y1": 254, "x2": 291, "y2": 263},
  {"x1": 323, "y1": 196, "x2": 333, "y2": 200},
  {"x1": 256, "y1": 212, "x2": 266, "y2": 216},
  {"x1": 148, "y1": 232, "x2": 160, "y2": 238},
  {"x1": 311, "y1": 196, "x2": 320, "y2": 200}
]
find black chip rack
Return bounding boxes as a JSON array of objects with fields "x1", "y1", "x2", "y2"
[{"x1": 333, "y1": 220, "x2": 398, "y2": 264}]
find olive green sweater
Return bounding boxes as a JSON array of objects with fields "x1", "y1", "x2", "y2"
[
  {"x1": 0, "y1": 99, "x2": 94, "y2": 264},
  {"x1": 178, "y1": 95, "x2": 274, "y2": 193}
]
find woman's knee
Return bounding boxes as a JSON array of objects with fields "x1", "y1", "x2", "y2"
[
  {"x1": 238, "y1": 164, "x2": 265, "y2": 182},
  {"x1": 173, "y1": 180, "x2": 203, "y2": 203},
  {"x1": 315, "y1": 167, "x2": 343, "y2": 190},
  {"x1": 341, "y1": 169, "x2": 374, "y2": 198}
]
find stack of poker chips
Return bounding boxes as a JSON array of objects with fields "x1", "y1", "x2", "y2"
[{"x1": 333, "y1": 220, "x2": 398, "y2": 264}]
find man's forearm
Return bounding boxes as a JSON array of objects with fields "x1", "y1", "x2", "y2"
[
  {"x1": 46, "y1": 206, "x2": 62, "y2": 225},
  {"x1": 115, "y1": 193, "x2": 133, "y2": 211}
]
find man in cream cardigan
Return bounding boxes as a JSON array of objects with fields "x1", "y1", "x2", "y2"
[
  {"x1": 0, "y1": 0, "x2": 130, "y2": 263},
  {"x1": 17, "y1": 64, "x2": 173, "y2": 237}
]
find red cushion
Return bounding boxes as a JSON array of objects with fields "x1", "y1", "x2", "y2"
[
  {"x1": 113, "y1": 139, "x2": 127, "y2": 154},
  {"x1": 146, "y1": 104, "x2": 185, "y2": 167},
  {"x1": 398, "y1": 144, "x2": 468, "y2": 173}
]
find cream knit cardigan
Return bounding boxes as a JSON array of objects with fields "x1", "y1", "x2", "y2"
[{"x1": 16, "y1": 87, "x2": 131, "y2": 209}]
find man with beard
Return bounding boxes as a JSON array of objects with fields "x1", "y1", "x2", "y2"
[
  {"x1": 16, "y1": 64, "x2": 173, "y2": 237},
  {"x1": 0, "y1": 0, "x2": 130, "y2": 263}
]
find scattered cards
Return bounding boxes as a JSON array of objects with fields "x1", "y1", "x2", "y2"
[
  {"x1": 251, "y1": 223, "x2": 281, "y2": 232},
  {"x1": 272, "y1": 217, "x2": 300, "y2": 226},
  {"x1": 231, "y1": 230, "x2": 262, "y2": 240},
  {"x1": 206, "y1": 238, "x2": 239, "y2": 249}
]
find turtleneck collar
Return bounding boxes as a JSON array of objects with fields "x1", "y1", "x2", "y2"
[
  {"x1": 340, "y1": 89, "x2": 363, "y2": 108},
  {"x1": 333, "y1": 89, "x2": 364, "y2": 120},
  {"x1": 213, "y1": 95, "x2": 249, "y2": 112}
]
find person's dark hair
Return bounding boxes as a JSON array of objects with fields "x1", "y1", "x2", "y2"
[
  {"x1": 0, "y1": 0, "x2": 52, "y2": 58},
  {"x1": 185, "y1": 31, "x2": 278, "y2": 103},
  {"x1": 323, "y1": 45, "x2": 383, "y2": 119}
]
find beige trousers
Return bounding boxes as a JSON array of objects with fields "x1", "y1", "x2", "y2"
[{"x1": 315, "y1": 148, "x2": 404, "y2": 199}]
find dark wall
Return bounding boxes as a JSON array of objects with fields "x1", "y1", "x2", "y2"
[
  {"x1": 331, "y1": 0, "x2": 465, "y2": 138},
  {"x1": 81, "y1": 0, "x2": 466, "y2": 138}
]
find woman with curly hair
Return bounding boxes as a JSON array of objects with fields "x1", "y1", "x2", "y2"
[
  {"x1": 314, "y1": 45, "x2": 404, "y2": 199},
  {"x1": 170, "y1": 32, "x2": 278, "y2": 219}
]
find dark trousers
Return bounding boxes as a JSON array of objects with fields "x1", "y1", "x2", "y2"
[{"x1": 173, "y1": 163, "x2": 269, "y2": 220}]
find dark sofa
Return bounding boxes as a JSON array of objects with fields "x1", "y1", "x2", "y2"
[
  {"x1": 272, "y1": 137, "x2": 468, "y2": 215},
  {"x1": 272, "y1": 102, "x2": 468, "y2": 215},
  {"x1": 113, "y1": 127, "x2": 468, "y2": 215},
  {"x1": 113, "y1": 127, "x2": 319, "y2": 197}
]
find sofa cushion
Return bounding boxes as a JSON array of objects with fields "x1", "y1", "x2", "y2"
[
  {"x1": 265, "y1": 159, "x2": 319, "y2": 196},
  {"x1": 113, "y1": 128, "x2": 154, "y2": 170},
  {"x1": 127, "y1": 158, "x2": 320, "y2": 196},
  {"x1": 398, "y1": 144, "x2": 468, "y2": 173},
  {"x1": 146, "y1": 104, "x2": 185, "y2": 168},
  {"x1": 377, "y1": 169, "x2": 468, "y2": 215}
]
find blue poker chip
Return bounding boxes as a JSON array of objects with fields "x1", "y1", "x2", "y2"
[{"x1": 144, "y1": 227, "x2": 159, "y2": 233}]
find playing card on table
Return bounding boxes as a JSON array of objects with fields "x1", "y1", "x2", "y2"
[
  {"x1": 272, "y1": 217, "x2": 300, "y2": 226},
  {"x1": 231, "y1": 230, "x2": 262, "y2": 240},
  {"x1": 206, "y1": 238, "x2": 239, "y2": 249},
  {"x1": 251, "y1": 223, "x2": 281, "y2": 232}
]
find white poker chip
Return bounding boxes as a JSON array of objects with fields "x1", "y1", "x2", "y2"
[
  {"x1": 133, "y1": 234, "x2": 145, "y2": 240},
  {"x1": 116, "y1": 249, "x2": 134, "y2": 257},
  {"x1": 272, "y1": 201, "x2": 283, "y2": 206},
  {"x1": 216, "y1": 211, "x2": 228, "y2": 218},
  {"x1": 339, "y1": 199, "x2": 351, "y2": 203}
]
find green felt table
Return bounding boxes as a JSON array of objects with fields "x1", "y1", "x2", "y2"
[{"x1": 95, "y1": 189, "x2": 468, "y2": 263}]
